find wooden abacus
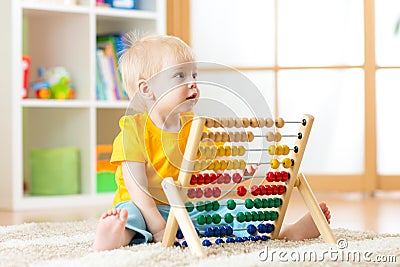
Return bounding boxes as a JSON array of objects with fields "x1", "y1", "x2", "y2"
[{"x1": 161, "y1": 115, "x2": 336, "y2": 257}]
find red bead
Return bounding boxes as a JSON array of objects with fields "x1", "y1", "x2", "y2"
[
  {"x1": 278, "y1": 185, "x2": 286, "y2": 195},
  {"x1": 197, "y1": 174, "x2": 204, "y2": 185},
  {"x1": 212, "y1": 187, "x2": 222, "y2": 198},
  {"x1": 217, "y1": 173, "x2": 225, "y2": 184},
  {"x1": 275, "y1": 172, "x2": 282, "y2": 182},
  {"x1": 237, "y1": 185, "x2": 247, "y2": 196},
  {"x1": 203, "y1": 173, "x2": 211, "y2": 185},
  {"x1": 195, "y1": 188, "x2": 203, "y2": 198},
  {"x1": 272, "y1": 185, "x2": 279, "y2": 195},
  {"x1": 266, "y1": 185, "x2": 273, "y2": 195},
  {"x1": 259, "y1": 184, "x2": 267, "y2": 195},
  {"x1": 281, "y1": 171, "x2": 289, "y2": 182},
  {"x1": 210, "y1": 173, "x2": 218, "y2": 184},
  {"x1": 190, "y1": 174, "x2": 197, "y2": 185},
  {"x1": 187, "y1": 188, "x2": 196, "y2": 198},
  {"x1": 204, "y1": 187, "x2": 213, "y2": 198},
  {"x1": 266, "y1": 172, "x2": 275, "y2": 182},
  {"x1": 232, "y1": 173, "x2": 242, "y2": 183},
  {"x1": 251, "y1": 185, "x2": 260, "y2": 196},
  {"x1": 223, "y1": 173, "x2": 231, "y2": 184}
]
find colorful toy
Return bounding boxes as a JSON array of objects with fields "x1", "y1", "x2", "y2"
[
  {"x1": 161, "y1": 115, "x2": 336, "y2": 257},
  {"x1": 96, "y1": 145, "x2": 117, "y2": 193},
  {"x1": 30, "y1": 66, "x2": 75, "y2": 99}
]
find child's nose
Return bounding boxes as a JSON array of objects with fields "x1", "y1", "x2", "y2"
[{"x1": 188, "y1": 80, "x2": 197, "y2": 89}]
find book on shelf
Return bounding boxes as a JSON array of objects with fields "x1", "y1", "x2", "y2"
[{"x1": 96, "y1": 33, "x2": 128, "y2": 101}]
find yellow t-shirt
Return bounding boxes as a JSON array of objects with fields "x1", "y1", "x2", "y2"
[{"x1": 110, "y1": 112, "x2": 193, "y2": 206}]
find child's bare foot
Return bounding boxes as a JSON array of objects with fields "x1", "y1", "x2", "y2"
[
  {"x1": 93, "y1": 208, "x2": 133, "y2": 251},
  {"x1": 278, "y1": 202, "x2": 331, "y2": 241}
]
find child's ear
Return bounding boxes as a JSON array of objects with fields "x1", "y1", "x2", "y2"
[{"x1": 137, "y1": 79, "x2": 154, "y2": 99}]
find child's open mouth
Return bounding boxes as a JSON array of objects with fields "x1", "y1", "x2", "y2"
[{"x1": 186, "y1": 93, "x2": 198, "y2": 100}]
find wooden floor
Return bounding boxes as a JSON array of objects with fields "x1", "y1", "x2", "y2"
[{"x1": 0, "y1": 191, "x2": 399, "y2": 235}]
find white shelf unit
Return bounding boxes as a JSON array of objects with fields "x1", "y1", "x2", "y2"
[{"x1": 0, "y1": 0, "x2": 166, "y2": 210}]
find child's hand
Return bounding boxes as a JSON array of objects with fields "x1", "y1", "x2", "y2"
[
  {"x1": 243, "y1": 164, "x2": 258, "y2": 176},
  {"x1": 152, "y1": 228, "x2": 165, "y2": 243}
]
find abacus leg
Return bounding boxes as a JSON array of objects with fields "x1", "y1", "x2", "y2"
[
  {"x1": 296, "y1": 173, "x2": 336, "y2": 244},
  {"x1": 161, "y1": 177, "x2": 206, "y2": 257}
]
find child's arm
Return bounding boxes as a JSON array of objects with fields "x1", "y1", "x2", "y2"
[{"x1": 121, "y1": 161, "x2": 166, "y2": 242}]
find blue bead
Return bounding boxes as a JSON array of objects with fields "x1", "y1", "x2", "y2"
[
  {"x1": 226, "y1": 226, "x2": 234, "y2": 236},
  {"x1": 249, "y1": 235, "x2": 258, "y2": 241},
  {"x1": 215, "y1": 238, "x2": 225, "y2": 244},
  {"x1": 242, "y1": 236, "x2": 249, "y2": 242},
  {"x1": 260, "y1": 235, "x2": 270, "y2": 241},
  {"x1": 174, "y1": 241, "x2": 181, "y2": 247},
  {"x1": 220, "y1": 226, "x2": 227, "y2": 237},
  {"x1": 204, "y1": 227, "x2": 214, "y2": 237},
  {"x1": 257, "y1": 223, "x2": 267, "y2": 234},
  {"x1": 182, "y1": 241, "x2": 188, "y2": 247},
  {"x1": 226, "y1": 237, "x2": 235, "y2": 243},
  {"x1": 255, "y1": 235, "x2": 262, "y2": 241},
  {"x1": 235, "y1": 237, "x2": 244, "y2": 242},
  {"x1": 202, "y1": 239, "x2": 212, "y2": 247},
  {"x1": 247, "y1": 224, "x2": 257, "y2": 235},
  {"x1": 176, "y1": 228, "x2": 184, "y2": 239},
  {"x1": 265, "y1": 223, "x2": 274, "y2": 233}
]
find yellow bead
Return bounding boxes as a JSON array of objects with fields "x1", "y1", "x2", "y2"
[
  {"x1": 207, "y1": 160, "x2": 214, "y2": 170},
  {"x1": 282, "y1": 158, "x2": 292, "y2": 168},
  {"x1": 201, "y1": 160, "x2": 208, "y2": 170},
  {"x1": 210, "y1": 145, "x2": 217, "y2": 158},
  {"x1": 226, "y1": 160, "x2": 234, "y2": 170},
  {"x1": 238, "y1": 145, "x2": 246, "y2": 156},
  {"x1": 217, "y1": 145, "x2": 225, "y2": 157},
  {"x1": 275, "y1": 145, "x2": 283, "y2": 155},
  {"x1": 232, "y1": 159, "x2": 240, "y2": 169},
  {"x1": 231, "y1": 146, "x2": 238, "y2": 156},
  {"x1": 282, "y1": 145, "x2": 290, "y2": 155},
  {"x1": 219, "y1": 159, "x2": 227, "y2": 170},
  {"x1": 270, "y1": 158, "x2": 280, "y2": 169},
  {"x1": 239, "y1": 159, "x2": 246, "y2": 170},
  {"x1": 225, "y1": 146, "x2": 232, "y2": 156},
  {"x1": 268, "y1": 145, "x2": 276, "y2": 155},
  {"x1": 213, "y1": 160, "x2": 221, "y2": 171}
]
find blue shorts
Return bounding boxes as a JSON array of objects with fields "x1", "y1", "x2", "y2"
[{"x1": 115, "y1": 200, "x2": 250, "y2": 245}]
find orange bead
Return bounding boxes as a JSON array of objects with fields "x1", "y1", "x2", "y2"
[
  {"x1": 205, "y1": 118, "x2": 214, "y2": 128},
  {"x1": 221, "y1": 132, "x2": 229, "y2": 142},
  {"x1": 241, "y1": 131, "x2": 248, "y2": 142},
  {"x1": 275, "y1": 132, "x2": 282, "y2": 142},
  {"x1": 275, "y1": 117, "x2": 285, "y2": 128},
  {"x1": 227, "y1": 118, "x2": 235, "y2": 128},
  {"x1": 266, "y1": 118, "x2": 274, "y2": 128},
  {"x1": 250, "y1": 117, "x2": 259, "y2": 128},
  {"x1": 242, "y1": 117, "x2": 250, "y2": 128},
  {"x1": 258, "y1": 117, "x2": 266, "y2": 127},
  {"x1": 247, "y1": 131, "x2": 254, "y2": 142},
  {"x1": 235, "y1": 118, "x2": 243, "y2": 128},
  {"x1": 214, "y1": 131, "x2": 222, "y2": 142},
  {"x1": 266, "y1": 132, "x2": 274, "y2": 142}
]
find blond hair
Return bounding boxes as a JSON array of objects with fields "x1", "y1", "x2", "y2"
[{"x1": 119, "y1": 34, "x2": 196, "y2": 99}]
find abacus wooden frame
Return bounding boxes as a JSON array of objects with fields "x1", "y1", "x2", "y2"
[{"x1": 161, "y1": 114, "x2": 336, "y2": 257}]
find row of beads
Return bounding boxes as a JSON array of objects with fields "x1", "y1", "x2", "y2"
[
  {"x1": 189, "y1": 171, "x2": 289, "y2": 186},
  {"x1": 204, "y1": 117, "x2": 285, "y2": 129},
  {"x1": 201, "y1": 131, "x2": 284, "y2": 143},
  {"x1": 198, "y1": 144, "x2": 291, "y2": 159},
  {"x1": 193, "y1": 158, "x2": 292, "y2": 172},
  {"x1": 195, "y1": 210, "x2": 279, "y2": 225},
  {"x1": 185, "y1": 197, "x2": 283, "y2": 213},
  {"x1": 186, "y1": 184, "x2": 286, "y2": 199},
  {"x1": 175, "y1": 234, "x2": 271, "y2": 247}
]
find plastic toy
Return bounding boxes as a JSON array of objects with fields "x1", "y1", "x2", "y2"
[{"x1": 30, "y1": 66, "x2": 75, "y2": 100}]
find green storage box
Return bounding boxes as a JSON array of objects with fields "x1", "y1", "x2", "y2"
[
  {"x1": 97, "y1": 172, "x2": 117, "y2": 193},
  {"x1": 30, "y1": 147, "x2": 80, "y2": 195}
]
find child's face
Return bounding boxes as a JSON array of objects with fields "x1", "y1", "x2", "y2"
[{"x1": 149, "y1": 59, "x2": 199, "y2": 114}]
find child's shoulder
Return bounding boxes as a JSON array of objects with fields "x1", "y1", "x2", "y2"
[{"x1": 118, "y1": 112, "x2": 148, "y2": 131}]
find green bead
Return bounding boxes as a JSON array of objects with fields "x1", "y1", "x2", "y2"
[
  {"x1": 212, "y1": 214, "x2": 221, "y2": 224},
  {"x1": 224, "y1": 213, "x2": 234, "y2": 223},
  {"x1": 244, "y1": 198, "x2": 254, "y2": 209},
  {"x1": 274, "y1": 198, "x2": 282, "y2": 208},
  {"x1": 205, "y1": 214, "x2": 213, "y2": 224},
  {"x1": 264, "y1": 211, "x2": 271, "y2": 221},
  {"x1": 236, "y1": 212, "x2": 245, "y2": 222},
  {"x1": 185, "y1": 201, "x2": 194, "y2": 212},
  {"x1": 227, "y1": 199, "x2": 236, "y2": 210},
  {"x1": 245, "y1": 211, "x2": 252, "y2": 222},
  {"x1": 212, "y1": 200, "x2": 220, "y2": 211},
  {"x1": 197, "y1": 214, "x2": 206, "y2": 225},
  {"x1": 267, "y1": 198, "x2": 274, "y2": 208},
  {"x1": 204, "y1": 200, "x2": 213, "y2": 212},
  {"x1": 262, "y1": 198, "x2": 269, "y2": 208},
  {"x1": 257, "y1": 211, "x2": 265, "y2": 221},
  {"x1": 196, "y1": 201, "x2": 205, "y2": 212},
  {"x1": 254, "y1": 198, "x2": 263, "y2": 209},
  {"x1": 251, "y1": 211, "x2": 259, "y2": 221},
  {"x1": 270, "y1": 211, "x2": 278, "y2": 221}
]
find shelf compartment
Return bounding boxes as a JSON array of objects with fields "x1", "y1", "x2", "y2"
[
  {"x1": 95, "y1": 7, "x2": 157, "y2": 20},
  {"x1": 21, "y1": 99, "x2": 91, "y2": 108},
  {"x1": 23, "y1": 9, "x2": 91, "y2": 100},
  {"x1": 23, "y1": 107, "x2": 92, "y2": 196},
  {"x1": 22, "y1": 1, "x2": 90, "y2": 15}
]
